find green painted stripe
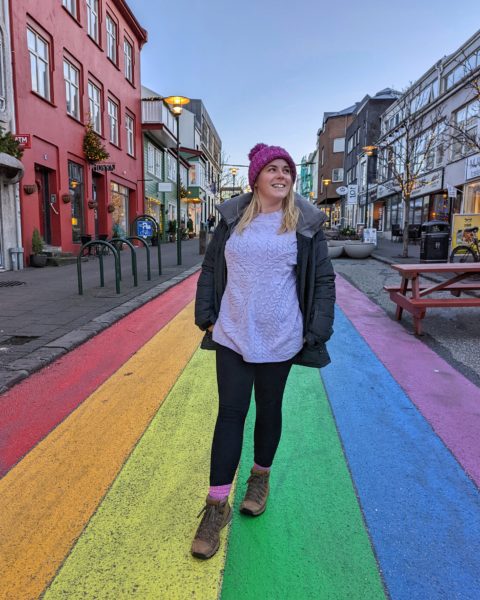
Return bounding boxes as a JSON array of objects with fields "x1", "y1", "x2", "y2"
[
  {"x1": 220, "y1": 366, "x2": 386, "y2": 600},
  {"x1": 44, "y1": 349, "x2": 231, "y2": 600}
]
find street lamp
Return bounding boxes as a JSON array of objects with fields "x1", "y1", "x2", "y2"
[
  {"x1": 164, "y1": 95, "x2": 190, "y2": 265},
  {"x1": 229, "y1": 167, "x2": 238, "y2": 196},
  {"x1": 362, "y1": 145, "x2": 377, "y2": 227}
]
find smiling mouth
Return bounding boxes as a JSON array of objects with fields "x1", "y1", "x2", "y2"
[{"x1": 272, "y1": 184, "x2": 286, "y2": 188}]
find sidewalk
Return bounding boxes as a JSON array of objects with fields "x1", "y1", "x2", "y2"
[
  {"x1": 0, "y1": 238, "x2": 204, "y2": 392},
  {"x1": 371, "y1": 235, "x2": 420, "y2": 264}
]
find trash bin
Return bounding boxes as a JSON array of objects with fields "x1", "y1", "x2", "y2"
[
  {"x1": 9, "y1": 247, "x2": 24, "y2": 270},
  {"x1": 420, "y1": 221, "x2": 450, "y2": 262}
]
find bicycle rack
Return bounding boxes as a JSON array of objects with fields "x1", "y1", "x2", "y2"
[
  {"x1": 110, "y1": 238, "x2": 138, "y2": 287},
  {"x1": 131, "y1": 215, "x2": 162, "y2": 276},
  {"x1": 77, "y1": 240, "x2": 120, "y2": 295},
  {"x1": 127, "y1": 236, "x2": 151, "y2": 281}
]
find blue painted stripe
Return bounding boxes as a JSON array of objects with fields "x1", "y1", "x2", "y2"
[{"x1": 322, "y1": 307, "x2": 480, "y2": 600}]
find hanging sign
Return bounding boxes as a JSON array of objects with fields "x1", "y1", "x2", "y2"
[
  {"x1": 347, "y1": 184, "x2": 358, "y2": 205},
  {"x1": 93, "y1": 163, "x2": 116, "y2": 172},
  {"x1": 14, "y1": 134, "x2": 31, "y2": 149}
]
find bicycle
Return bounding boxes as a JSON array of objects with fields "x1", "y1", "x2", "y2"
[{"x1": 449, "y1": 226, "x2": 480, "y2": 263}]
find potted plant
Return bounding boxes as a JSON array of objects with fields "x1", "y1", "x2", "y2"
[
  {"x1": 30, "y1": 228, "x2": 48, "y2": 267},
  {"x1": 62, "y1": 193, "x2": 72, "y2": 204},
  {"x1": 187, "y1": 217, "x2": 195, "y2": 238},
  {"x1": 167, "y1": 219, "x2": 176, "y2": 242},
  {"x1": 23, "y1": 184, "x2": 38, "y2": 195},
  {"x1": 107, "y1": 203, "x2": 116, "y2": 213}
]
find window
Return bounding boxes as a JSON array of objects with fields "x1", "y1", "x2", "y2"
[
  {"x1": 64, "y1": 59, "x2": 80, "y2": 119},
  {"x1": 0, "y1": 29, "x2": 6, "y2": 111},
  {"x1": 27, "y1": 28, "x2": 50, "y2": 100},
  {"x1": 106, "y1": 14, "x2": 117, "y2": 63},
  {"x1": 452, "y1": 99, "x2": 480, "y2": 160},
  {"x1": 347, "y1": 135, "x2": 354, "y2": 153},
  {"x1": 87, "y1": 0, "x2": 99, "y2": 43},
  {"x1": 62, "y1": 0, "x2": 77, "y2": 18},
  {"x1": 88, "y1": 81, "x2": 101, "y2": 133},
  {"x1": 444, "y1": 52, "x2": 479, "y2": 91},
  {"x1": 124, "y1": 38, "x2": 133, "y2": 82},
  {"x1": 154, "y1": 147, "x2": 162, "y2": 177},
  {"x1": 110, "y1": 182, "x2": 129, "y2": 236},
  {"x1": 332, "y1": 168, "x2": 344, "y2": 182},
  {"x1": 167, "y1": 153, "x2": 177, "y2": 181},
  {"x1": 125, "y1": 113, "x2": 134, "y2": 156},
  {"x1": 333, "y1": 137, "x2": 345, "y2": 153},
  {"x1": 108, "y1": 98, "x2": 119, "y2": 145},
  {"x1": 321, "y1": 147, "x2": 324, "y2": 166}
]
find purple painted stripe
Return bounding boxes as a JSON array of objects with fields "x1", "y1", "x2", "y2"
[{"x1": 335, "y1": 273, "x2": 480, "y2": 487}]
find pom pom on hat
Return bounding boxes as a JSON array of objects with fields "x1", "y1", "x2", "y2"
[{"x1": 248, "y1": 143, "x2": 296, "y2": 189}]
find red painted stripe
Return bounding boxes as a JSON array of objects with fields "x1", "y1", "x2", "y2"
[{"x1": 0, "y1": 274, "x2": 199, "y2": 478}]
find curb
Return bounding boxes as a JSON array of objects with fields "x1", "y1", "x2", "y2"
[{"x1": 0, "y1": 263, "x2": 202, "y2": 394}]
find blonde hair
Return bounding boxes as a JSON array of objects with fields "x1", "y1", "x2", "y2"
[{"x1": 235, "y1": 187, "x2": 299, "y2": 234}]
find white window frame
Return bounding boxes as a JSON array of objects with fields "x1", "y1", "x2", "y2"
[
  {"x1": 332, "y1": 168, "x2": 344, "y2": 183},
  {"x1": 62, "y1": 0, "x2": 77, "y2": 18},
  {"x1": 154, "y1": 147, "x2": 162, "y2": 178},
  {"x1": 124, "y1": 38, "x2": 133, "y2": 82},
  {"x1": 125, "y1": 113, "x2": 134, "y2": 156},
  {"x1": 87, "y1": 0, "x2": 99, "y2": 43},
  {"x1": 27, "y1": 28, "x2": 50, "y2": 100},
  {"x1": 64, "y1": 59, "x2": 80, "y2": 119},
  {"x1": 106, "y1": 14, "x2": 117, "y2": 63},
  {"x1": 108, "y1": 98, "x2": 119, "y2": 145},
  {"x1": 167, "y1": 153, "x2": 177, "y2": 181},
  {"x1": 333, "y1": 137, "x2": 345, "y2": 153},
  {"x1": 88, "y1": 81, "x2": 102, "y2": 134}
]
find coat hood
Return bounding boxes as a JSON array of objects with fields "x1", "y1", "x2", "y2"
[{"x1": 216, "y1": 192, "x2": 326, "y2": 238}]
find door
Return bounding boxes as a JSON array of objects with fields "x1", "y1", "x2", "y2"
[
  {"x1": 92, "y1": 175, "x2": 99, "y2": 239},
  {"x1": 38, "y1": 168, "x2": 52, "y2": 245}
]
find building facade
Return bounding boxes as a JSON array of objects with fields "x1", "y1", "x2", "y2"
[
  {"x1": 9, "y1": 0, "x2": 147, "y2": 261},
  {"x1": 376, "y1": 30, "x2": 480, "y2": 237},
  {"x1": 0, "y1": 0, "x2": 24, "y2": 270},
  {"x1": 317, "y1": 105, "x2": 357, "y2": 226},
  {"x1": 343, "y1": 89, "x2": 400, "y2": 229}
]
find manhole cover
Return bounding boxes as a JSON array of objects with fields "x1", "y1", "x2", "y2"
[
  {"x1": 0, "y1": 281, "x2": 26, "y2": 287},
  {"x1": 2, "y1": 335, "x2": 39, "y2": 346}
]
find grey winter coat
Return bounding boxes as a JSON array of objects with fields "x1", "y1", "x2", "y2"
[{"x1": 194, "y1": 193, "x2": 336, "y2": 368}]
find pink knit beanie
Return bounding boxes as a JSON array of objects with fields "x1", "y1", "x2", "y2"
[{"x1": 248, "y1": 143, "x2": 297, "y2": 189}]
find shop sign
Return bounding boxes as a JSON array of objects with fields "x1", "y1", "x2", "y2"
[
  {"x1": 411, "y1": 168, "x2": 443, "y2": 198},
  {"x1": 157, "y1": 182, "x2": 172, "y2": 192},
  {"x1": 347, "y1": 184, "x2": 357, "y2": 205},
  {"x1": 363, "y1": 228, "x2": 377, "y2": 245},
  {"x1": 14, "y1": 134, "x2": 31, "y2": 149},
  {"x1": 93, "y1": 163, "x2": 116, "y2": 172},
  {"x1": 465, "y1": 153, "x2": 480, "y2": 181},
  {"x1": 377, "y1": 180, "x2": 399, "y2": 199},
  {"x1": 451, "y1": 213, "x2": 480, "y2": 251},
  {"x1": 369, "y1": 185, "x2": 378, "y2": 203}
]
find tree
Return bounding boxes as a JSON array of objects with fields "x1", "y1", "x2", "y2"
[{"x1": 375, "y1": 91, "x2": 446, "y2": 257}]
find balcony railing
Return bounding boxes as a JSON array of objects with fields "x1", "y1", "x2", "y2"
[{"x1": 141, "y1": 99, "x2": 177, "y2": 137}]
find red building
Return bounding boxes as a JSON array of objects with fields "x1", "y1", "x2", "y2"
[{"x1": 9, "y1": 0, "x2": 147, "y2": 260}]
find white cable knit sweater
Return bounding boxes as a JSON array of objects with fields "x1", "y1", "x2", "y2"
[{"x1": 212, "y1": 209, "x2": 304, "y2": 362}]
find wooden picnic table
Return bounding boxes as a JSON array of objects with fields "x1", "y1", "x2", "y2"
[{"x1": 384, "y1": 263, "x2": 480, "y2": 335}]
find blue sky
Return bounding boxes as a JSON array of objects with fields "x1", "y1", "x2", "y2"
[{"x1": 128, "y1": 0, "x2": 480, "y2": 179}]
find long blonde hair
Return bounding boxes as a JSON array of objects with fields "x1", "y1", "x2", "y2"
[{"x1": 235, "y1": 187, "x2": 299, "y2": 234}]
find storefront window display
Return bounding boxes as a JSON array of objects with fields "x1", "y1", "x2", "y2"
[
  {"x1": 110, "y1": 181, "x2": 129, "y2": 237},
  {"x1": 409, "y1": 196, "x2": 429, "y2": 225},
  {"x1": 464, "y1": 180, "x2": 480, "y2": 214},
  {"x1": 389, "y1": 195, "x2": 403, "y2": 228},
  {"x1": 429, "y1": 193, "x2": 450, "y2": 222},
  {"x1": 145, "y1": 196, "x2": 163, "y2": 235}
]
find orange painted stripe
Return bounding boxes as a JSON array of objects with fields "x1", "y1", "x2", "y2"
[{"x1": 0, "y1": 302, "x2": 201, "y2": 600}]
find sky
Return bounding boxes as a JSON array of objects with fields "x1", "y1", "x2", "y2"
[{"x1": 128, "y1": 0, "x2": 480, "y2": 180}]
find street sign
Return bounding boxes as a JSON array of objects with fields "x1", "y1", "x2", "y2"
[
  {"x1": 347, "y1": 184, "x2": 358, "y2": 205},
  {"x1": 93, "y1": 163, "x2": 116, "y2": 172},
  {"x1": 157, "y1": 182, "x2": 173, "y2": 192},
  {"x1": 14, "y1": 134, "x2": 31, "y2": 149},
  {"x1": 137, "y1": 220, "x2": 154, "y2": 238},
  {"x1": 336, "y1": 186, "x2": 348, "y2": 195}
]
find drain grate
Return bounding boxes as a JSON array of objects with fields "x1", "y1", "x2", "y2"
[
  {"x1": 2, "y1": 335, "x2": 39, "y2": 346},
  {"x1": 0, "y1": 281, "x2": 26, "y2": 287}
]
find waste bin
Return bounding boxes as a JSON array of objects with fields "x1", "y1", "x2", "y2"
[{"x1": 420, "y1": 221, "x2": 450, "y2": 262}]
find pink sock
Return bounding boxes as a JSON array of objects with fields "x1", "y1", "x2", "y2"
[
  {"x1": 208, "y1": 484, "x2": 232, "y2": 501},
  {"x1": 253, "y1": 462, "x2": 271, "y2": 472}
]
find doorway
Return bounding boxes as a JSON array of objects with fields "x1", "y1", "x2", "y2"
[{"x1": 37, "y1": 167, "x2": 52, "y2": 245}]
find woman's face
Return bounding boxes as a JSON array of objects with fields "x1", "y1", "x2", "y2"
[{"x1": 255, "y1": 159, "x2": 293, "y2": 202}]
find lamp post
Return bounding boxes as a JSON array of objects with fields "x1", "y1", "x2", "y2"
[
  {"x1": 229, "y1": 167, "x2": 238, "y2": 196},
  {"x1": 362, "y1": 145, "x2": 377, "y2": 228},
  {"x1": 164, "y1": 95, "x2": 190, "y2": 265}
]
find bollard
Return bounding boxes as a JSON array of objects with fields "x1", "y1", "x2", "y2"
[{"x1": 199, "y1": 229, "x2": 207, "y2": 255}]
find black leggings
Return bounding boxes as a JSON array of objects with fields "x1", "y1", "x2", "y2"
[{"x1": 210, "y1": 344, "x2": 293, "y2": 486}]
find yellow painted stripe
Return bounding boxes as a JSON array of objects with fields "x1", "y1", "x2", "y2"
[
  {"x1": 44, "y1": 349, "x2": 233, "y2": 599},
  {"x1": 0, "y1": 302, "x2": 202, "y2": 600}
]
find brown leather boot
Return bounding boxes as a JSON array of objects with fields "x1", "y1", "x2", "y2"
[
  {"x1": 191, "y1": 496, "x2": 232, "y2": 559},
  {"x1": 239, "y1": 468, "x2": 270, "y2": 516}
]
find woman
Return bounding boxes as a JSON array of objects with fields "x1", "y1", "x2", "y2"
[{"x1": 192, "y1": 143, "x2": 335, "y2": 559}]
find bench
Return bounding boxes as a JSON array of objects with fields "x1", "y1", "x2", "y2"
[{"x1": 384, "y1": 263, "x2": 480, "y2": 334}]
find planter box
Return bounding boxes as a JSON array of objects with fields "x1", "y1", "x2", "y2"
[
  {"x1": 343, "y1": 243, "x2": 375, "y2": 259},
  {"x1": 328, "y1": 245, "x2": 344, "y2": 258},
  {"x1": 30, "y1": 254, "x2": 48, "y2": 267}
]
